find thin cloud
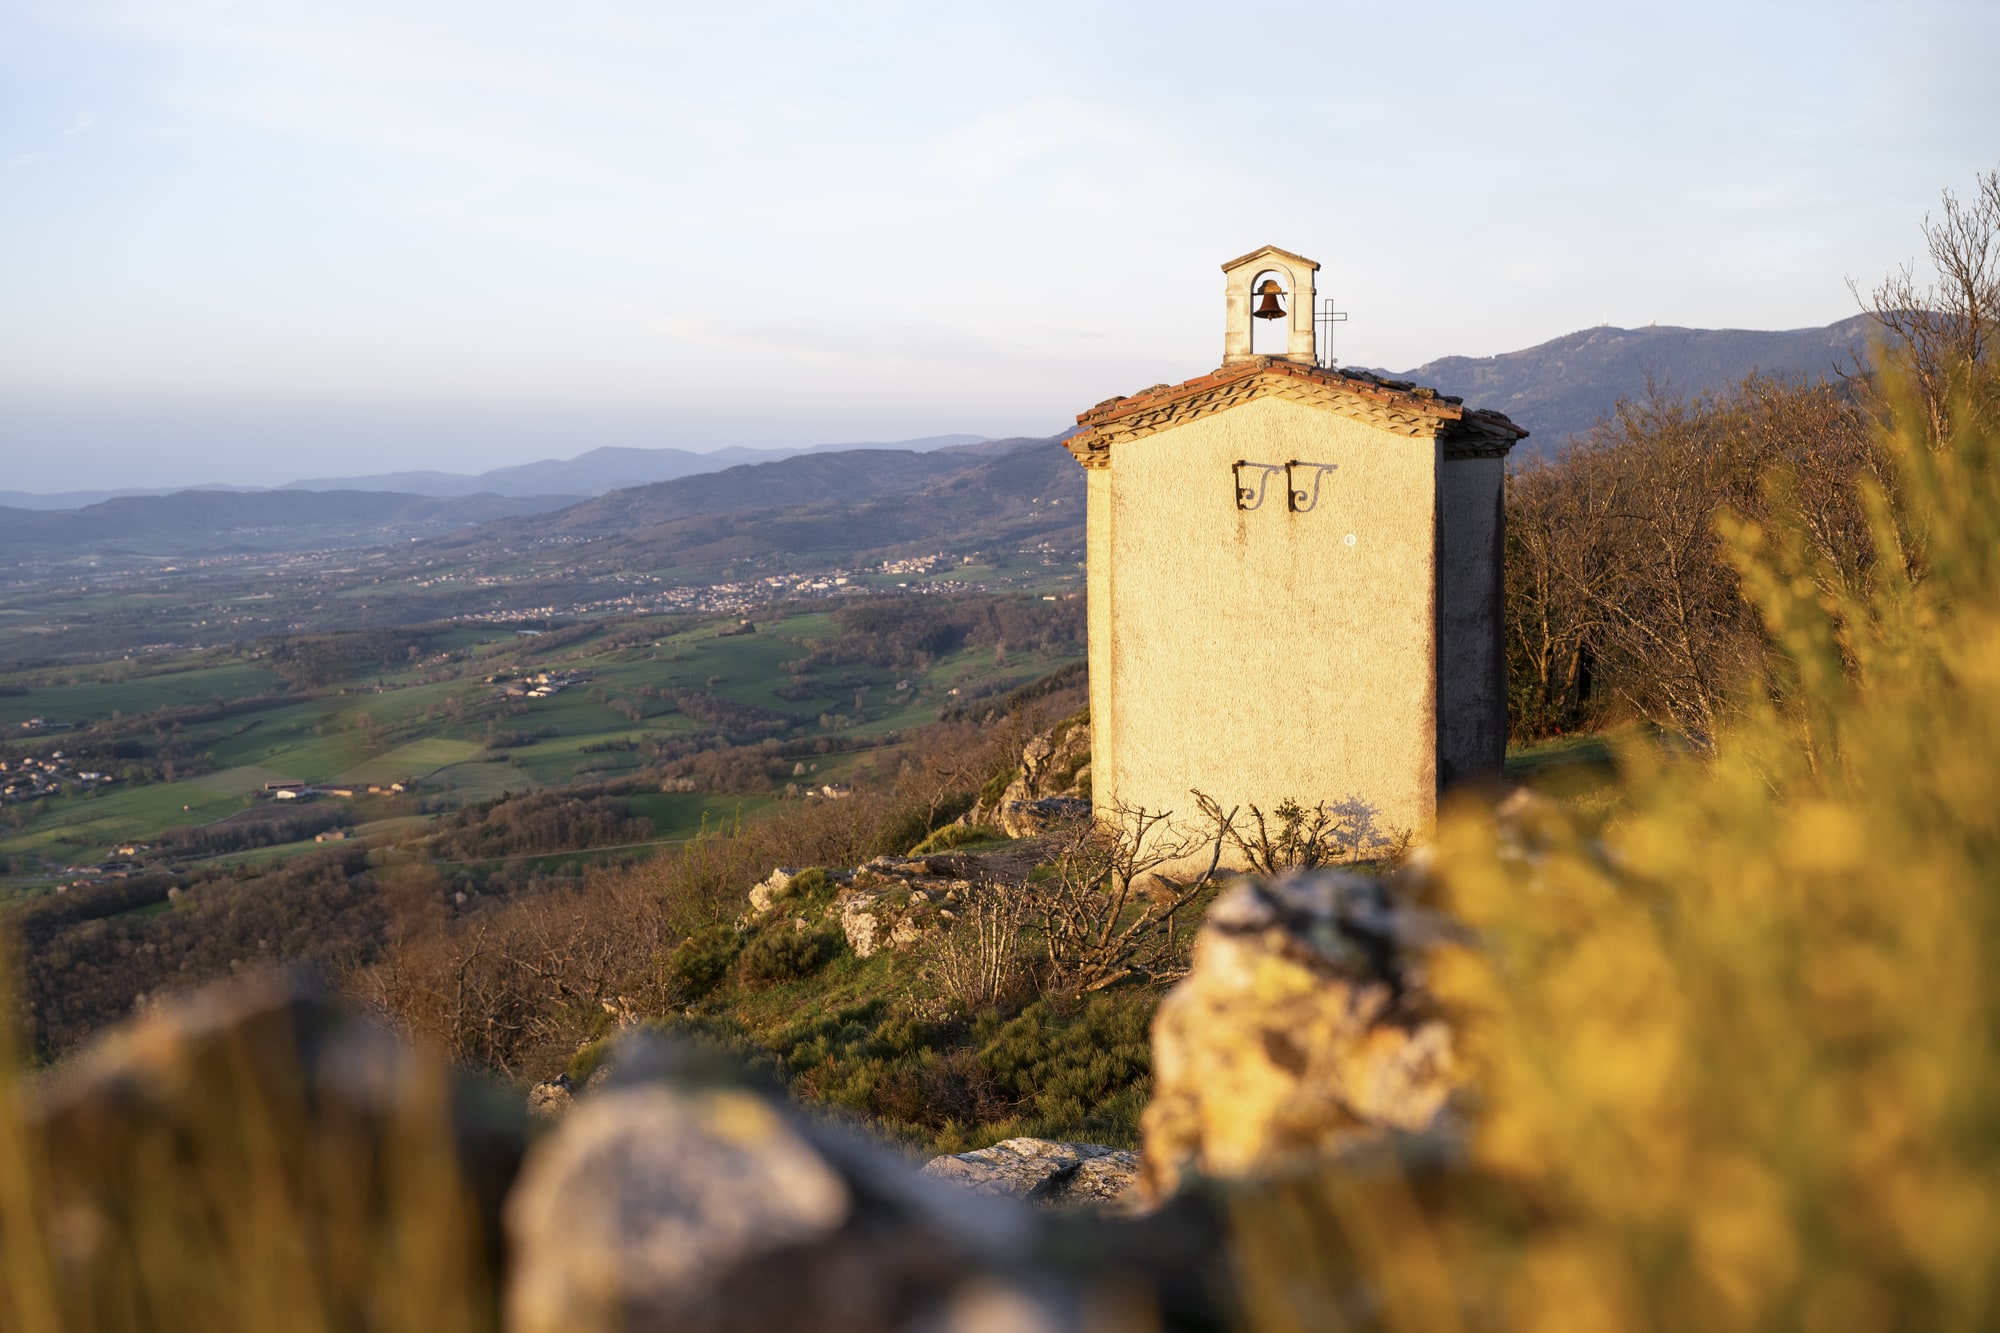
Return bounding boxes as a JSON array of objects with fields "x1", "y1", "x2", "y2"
[{"x1": 63, "y1": 112, "x2": 93, "y2": 135}]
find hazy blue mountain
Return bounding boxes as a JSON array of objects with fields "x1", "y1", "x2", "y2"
[
  {"x1": 0, "y1": 490, "x2": 582, "y2": 558},
  {"x1": 433, "y1": 435, "x2": 1083, "y2": 574},
  {"x1": 433, "y1": 436, "x2": 1047, "y2": 550},
  {"x1": 1375, "y1": 313, "x2": 1876, "y2": 453},
  {"x1": 0, "y1": 484, "x2": 260, "y2": 511},
  {"x1": 278, "y1": 435, "x2": 991, "y2": 498}
]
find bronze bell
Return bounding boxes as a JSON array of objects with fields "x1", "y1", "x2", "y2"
[{"x1": 1252, "y1": 279, "x2": 1286, "y2": 320}]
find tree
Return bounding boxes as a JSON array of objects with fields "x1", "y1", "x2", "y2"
[{"x1": 1855, "y1": 165, "x2": 2000, "y2": 448}]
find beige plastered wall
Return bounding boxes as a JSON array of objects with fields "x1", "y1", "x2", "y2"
[{"x1": 1087, "y1": 396, "x2": 1440, "y2": 856}]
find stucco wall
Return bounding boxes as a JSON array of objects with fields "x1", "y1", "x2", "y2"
[
  {"x1": 1088, "y1": 396, "x2": 1440, "y2": 846},
  {"x1": 1436, "y1": 455, "x2": 1507, "y2": 788}
]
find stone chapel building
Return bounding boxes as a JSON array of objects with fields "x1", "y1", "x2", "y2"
[{"x1": 1063, "y1": 245, "x2": 1527, "y2": 840}]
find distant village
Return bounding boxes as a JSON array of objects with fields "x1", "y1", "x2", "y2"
[{"x1": 0, "y1": 750, "x2": 115, "y2": 805}]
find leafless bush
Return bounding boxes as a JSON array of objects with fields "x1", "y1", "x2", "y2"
[
  {"x1": 1018, "y1": 800, "x2": 1225, "y2": 997},
  {"x1": 1193, "y1": 791, "x2": 1400, "y2": 872},
  {"x1": 925, "y1": 889, "x2": 1031, "y2": 1011}
]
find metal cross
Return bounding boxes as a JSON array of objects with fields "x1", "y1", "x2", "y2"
[{"x1": 1315, "y1": 298, "x2": 1349, "y2": 367}]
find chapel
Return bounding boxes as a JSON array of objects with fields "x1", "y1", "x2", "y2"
[{"x1": 1063, "y1": 245, "x2": 1528, "y2": 841}]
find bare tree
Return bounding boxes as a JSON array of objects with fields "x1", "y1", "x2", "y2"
[{"x1": 1855, "y1": 166, "x2": 2000, "y2": 448}]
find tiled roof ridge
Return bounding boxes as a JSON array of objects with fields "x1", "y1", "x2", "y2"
[
  {"x1": 1076, "y1": 358, "x2": 1473, "y2": 427},
  {"x1": 1065, "y1": 358, "x2": 1527, "y2": 469}
]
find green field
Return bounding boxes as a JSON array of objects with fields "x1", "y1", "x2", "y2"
[
  {"x1": 0, "y1": 604, "x2": 1084, "y2": 888},
  {"x1": 0, "y1": 661, "x2": 281, "y2": 728}
]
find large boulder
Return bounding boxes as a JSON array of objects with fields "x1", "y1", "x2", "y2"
[
  {"x1": 1140, "y1": 870, "x2": 1463, "y2": 1202},
  {"x1": 922, "y1": 1138, "x2": 1141, "y2": 1208},
  {"x1": 505, "y1": 1033, "x2": 1218, "y2": 1333}
]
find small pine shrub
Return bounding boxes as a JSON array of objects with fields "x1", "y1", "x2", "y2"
[
  {"x1": 738, "y1": 927, "x2": 836, "y2": 987},
  {"x1": 784, "y1": 867, "x2": 830, "y2": 900},
  {"x1": 665, "y1": 924, "x2": 741, "y2": 1000},
  {"x1": 566, "y1": 1037, "x2": 611, "y2": 1085},
  {"x1": 907, "y1": 823, "x2": 1005, "y2": 856}
]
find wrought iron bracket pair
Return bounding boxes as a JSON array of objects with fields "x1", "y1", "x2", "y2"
[{"x1": 1233, "y1": 460, "x2": 1337, "y2": 513}]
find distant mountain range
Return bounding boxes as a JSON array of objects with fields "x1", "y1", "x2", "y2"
[
  {"x1": 276, "y1": 434, "x2": 990, "y2": 499},
  {"x1": 0, "y1": 314, "x2": 1889, "y2": 563},
  {"x1": 0, "y1": 437, "x2": 1065, "y2": 564},
  {"x1": 0, "y1": 435, "x2": 989, "y2": 510},
  {"x1": 0, "y1": 490, "x2": 579, "y2": 558},
  {"x1": 428, "y1": 436, "x2": 1081, "y2": 572},
  {"x1": 1375, "y1": 313, "x2": 1875, "y2": 451}
]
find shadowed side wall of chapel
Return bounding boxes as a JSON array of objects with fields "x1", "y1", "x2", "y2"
[{"x1": 1437, "y1": 454, "x2": 1508, "y2": 789}]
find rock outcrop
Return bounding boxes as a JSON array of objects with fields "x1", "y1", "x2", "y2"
[
  {"x1": 23, "y1": 973, "x2": 1231, "y2": 1332},
  {"x1": 922, "y1": 1138, "x2": 1141, "y2": 1208},
  {"x1": 746, "y1": 866, "x2": 804, "y2": 917},
  {"x1": 527, "y1": 1073, "x2": 575, "y2": 1119},
  {"x1": 969, "y1": 713, "x2": 1093, "y2": 838},
  {"x1": 826, "y1": 861, "x2": 973, "y2": 959},
  {"x1": 1140, "y1": 869, "x2": 1463, "y2": 1201},
  {"x1": 507, "y1": 1033, "x2": 1222, "y2": 1333}
]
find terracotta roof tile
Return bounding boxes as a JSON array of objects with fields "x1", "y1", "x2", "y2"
[{"x1": 1064, "y1": 357, "x2": 1527, "y2": 468}]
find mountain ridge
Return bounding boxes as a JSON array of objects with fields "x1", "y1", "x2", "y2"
[{"x1": 1376, "y1": 313, "x2": 1876, "y2": 451}]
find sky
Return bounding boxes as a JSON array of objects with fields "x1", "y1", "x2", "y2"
[{"x1": 2, "y1": 0, "x2": 1996, "y2": 492}]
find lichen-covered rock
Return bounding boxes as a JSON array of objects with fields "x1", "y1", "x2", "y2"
[
  {"x1": 746, "y1": 866, "x2": 803, "y2": 917},
  {"x1": 1140, "y1": 870, "x2": 1463, "y2": 1202},
  {"x1": 527, "y1": 1073, "x2": 574, "y2": 1120},
  {"x1": 922, "y1": 1138, "x2": 1140, "y2": 1208},
  {"x1": 838, "y1": 888, "x2": 884, "y2": 958},
  {"x1": 835, "y1": 880, "x2": 947, "y2": 959},
  {"x1": 508, "y1": 1084, "x2": 854, "y2": 1331},
  {"x1": 998, "y1": 796, "x2": 1091, "y2": 839}
]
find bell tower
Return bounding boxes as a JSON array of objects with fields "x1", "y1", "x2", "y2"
[{"x1": 1221, "y1": 244, "x2": 1318, "y2": 366}]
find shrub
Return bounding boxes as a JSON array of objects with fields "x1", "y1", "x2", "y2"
[
  {"x1": 566, "y1": 1037, "x2": 612, "y2": 1086},
  {"x1": 737, "y1": 927, "x2": 836, "y2": 987},
  {"x1": 866, "y1": 804, "x2": 935, "y2": 860},
  {"x1": 907, "y1": 824, "x2": 1005, "y2": 857},
  {"x1": 784, "y1": 867, "x2": 830, "y2": 900},
  {"x1": 1233, "y1": 361, "x2": 2000, "y2": 1325},
  {"x1": 665, "y1": 924, "x2": 741, "y2": 1000}
]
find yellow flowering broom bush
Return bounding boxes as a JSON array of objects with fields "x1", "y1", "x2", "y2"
[{"x1": 1237, "y1": 375, "x2": 2000, "y2": 1332}]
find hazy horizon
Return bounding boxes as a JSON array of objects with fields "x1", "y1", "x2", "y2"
[{"x1": 4, "y1": 1, "x2": 1996, "y2": 491}]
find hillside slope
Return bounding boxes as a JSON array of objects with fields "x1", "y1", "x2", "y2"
[{"x1": 440, "y1": 438, "x2": 1084, "y2": 574}]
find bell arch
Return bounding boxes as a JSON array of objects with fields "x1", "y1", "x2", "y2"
[{"x1": 1221, "y1": 245, "x2": 1319, "y2": 366}]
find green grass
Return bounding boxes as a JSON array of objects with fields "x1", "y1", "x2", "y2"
[
  {"x1": 0, "y1": 661, "x2": 282, "y2": 728},
  {"x1": 1505, "y1": 730, "x2": 1625, "y2": 811},
  {"x1": 186, "y1": 765, "x2": 304, "y2": 796},
  {"x1": 331, "y1": 738, "x2": 484, "y2": 786},
  {"x1": 621, "y1": 791, "x2": 779, "y2": 841},
  {"x1": 0, "y1": 782, "x2": 247, "y2": 862}
]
